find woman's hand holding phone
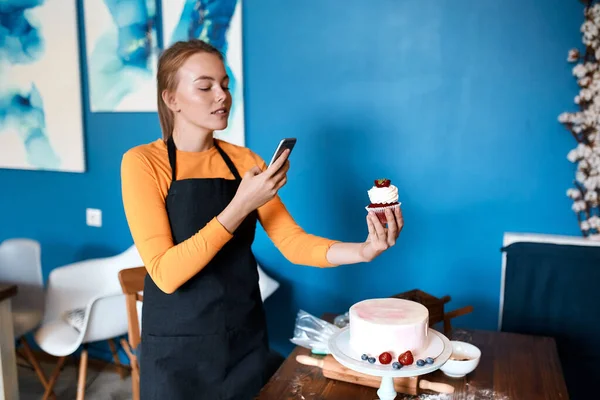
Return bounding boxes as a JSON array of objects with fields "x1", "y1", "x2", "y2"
[{"x1": 233, "y1": 149, "x2": 290, "y2": 214}]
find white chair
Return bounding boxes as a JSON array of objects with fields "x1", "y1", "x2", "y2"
[
  {"x1": 34, "y1": 245, "x2": 143, "y2": 400},
  {"x1": 257, "y1": 263, "x2": 280, "y2": 302},
  {"x1": 0, "y1": 238, "x2": 53, "y2": 395}
]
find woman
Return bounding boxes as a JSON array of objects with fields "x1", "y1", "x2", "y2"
[{"x1": 121, "y1": 39, "x2": 403, "y2": 400}]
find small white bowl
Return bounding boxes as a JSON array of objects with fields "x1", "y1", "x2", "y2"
[{"x1": 439, "y1": 341, "x2": 481, "y2": 378}]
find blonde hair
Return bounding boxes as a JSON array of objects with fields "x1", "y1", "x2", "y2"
[{"x1": 156, "y1": 39, "x2": 224, "y2": 140}]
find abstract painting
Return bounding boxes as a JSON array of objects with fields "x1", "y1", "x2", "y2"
[
  {"x1": 83, "y1": 0, "x2": 160, "y2": 112},
  {"x1": 161, "y1": 0, "x2": 245, "y2": 146},
  {"x1": 0, "y1": 0, "x2": 86, "y2": 173}
]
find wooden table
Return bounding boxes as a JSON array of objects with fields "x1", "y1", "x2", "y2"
[
  {"x1": 257, "y1": 313, "x2": 570, "y2": 399},
  {"x1": 0, "y1": 283, "x2": 19, "y2": 400}
]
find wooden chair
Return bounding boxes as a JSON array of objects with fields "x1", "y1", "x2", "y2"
[
  {"x1": 118, "y1": 266, "x2": 146, "y2": 400},
  {"x1": 391, "y1": 289, "x2": 473, "y2": 335}
]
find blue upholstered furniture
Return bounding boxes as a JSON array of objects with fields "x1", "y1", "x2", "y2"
[{"x1": 499, "y1": 233, "x2": 600, "y2": 400}]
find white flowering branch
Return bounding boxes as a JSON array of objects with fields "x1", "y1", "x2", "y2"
[{"x1": 559, "y1": 0, "x2": 600, "y2": 238}]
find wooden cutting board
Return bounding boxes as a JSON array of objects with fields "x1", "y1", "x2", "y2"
[{"x1": 296, "y1": 355, "x2": 454, "y2": 396}]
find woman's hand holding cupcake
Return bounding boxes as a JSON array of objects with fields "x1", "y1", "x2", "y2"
[
  {"x1": 358, "y1": 178, "x2": 404, "y2": 261},
  {"x1": 320, "y1": 177, "x2": 405, "y2": 266},
  {"x1": 360, "y1": 205, "x2": 404, "y2": 262}
]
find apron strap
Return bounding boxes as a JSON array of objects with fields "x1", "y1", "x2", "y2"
[
  {"x1": 166, "y1": 136, "x2": 242, "y2": 182},
  {"x1": 214, "y1": 142, "x2": 242, "y2": 182},
  {"x1": 166, "y1": 136, "x2": 178, "y2": 182}
]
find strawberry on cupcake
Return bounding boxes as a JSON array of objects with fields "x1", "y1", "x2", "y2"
[{"x1": 366, "y1": 178, "x2": 401, "y2": 224}]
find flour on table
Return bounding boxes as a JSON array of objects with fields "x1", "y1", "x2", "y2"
[
  {"x1": 398, "y1": 394, "x2": 452, "y2": 400},
  {"x1": 398, "y1": 387, "x2": 510, "y2": 400},
  {"x1": 465, "y1": 383, "x2": 510, "y2": 399}
]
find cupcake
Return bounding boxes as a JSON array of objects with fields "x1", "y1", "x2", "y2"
[{"x1": 365, "y1": 178, "x2": 401, "y2": 224}]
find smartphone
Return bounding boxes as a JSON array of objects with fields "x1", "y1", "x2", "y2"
[{"x1": 268, "y1": 138, "x2": 297, "y2": 167}]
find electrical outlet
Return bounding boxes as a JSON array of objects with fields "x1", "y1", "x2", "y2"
[{"x1": 86, "y1": 208, "x2": 102, "y2": 227}]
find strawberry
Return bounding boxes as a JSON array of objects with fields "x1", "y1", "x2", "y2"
[
  {"x1": 374, "y1": 178, "x2": 391, "y2": 188},
  {"x1": 398, "y1": 350, "x2": 414, "y2": 366},
  {"x1": 378, "y1": 352, "x2": 392, "y2": 365}
]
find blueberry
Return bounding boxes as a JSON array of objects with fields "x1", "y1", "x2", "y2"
[
  {"x1": 425, "y1": 357, "x2": 434, "y2": 364},
  {"x1": 416, "y1": 359, "x2": 425, "y2": 367},
  {"x1": 361, "y1": 354, "x2": 368, "y2": 361},
  {"x1": 392, "y1": 362, "x2": 402, "y2": 369},
  {"x1": 368, "y1": 357, "x2": 376, "y2": 364}
]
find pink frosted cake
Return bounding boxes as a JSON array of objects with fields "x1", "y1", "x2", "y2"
[{"x1": 349, "y1": 298, "x2": 429, "y2": 366}]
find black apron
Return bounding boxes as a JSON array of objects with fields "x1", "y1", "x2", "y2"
[{"x1": 139, "y1": 137, "x2": 269, "y2": 400}]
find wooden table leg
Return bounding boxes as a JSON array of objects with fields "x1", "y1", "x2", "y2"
[{"x1": 0, "y1": 298, "x2": 19, "y2": 400}]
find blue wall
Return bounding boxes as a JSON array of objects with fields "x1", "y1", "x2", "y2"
[{"x1": 0, "y1": 0, "x2": 583, "y2": 358}]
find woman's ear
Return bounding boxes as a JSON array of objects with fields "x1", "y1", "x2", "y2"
[{"x1": 161, "y1": 89, "x2": 180, "y2": 112}]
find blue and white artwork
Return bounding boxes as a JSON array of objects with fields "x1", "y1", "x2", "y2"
[
  {"x1": 0, "y1": 0, "x2": 86, "y2": 172},
  {"x1": 83, "y1": 0, "x2": 160, "y2": 112},
  {"x1": 162, "y1": 0, "x2": 245, "y2": 146}
]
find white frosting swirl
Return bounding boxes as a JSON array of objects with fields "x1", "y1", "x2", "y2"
[{"x1": 368, "y1": 185, "x2": 399, "y2": 204}]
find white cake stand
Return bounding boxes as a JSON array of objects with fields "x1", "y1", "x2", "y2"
[{"x1": 328, "y1": 328, "x2": 452, "y2": 400}]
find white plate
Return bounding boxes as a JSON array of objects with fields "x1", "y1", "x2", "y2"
[{"x1": 328, "y1": 328, "x2": 452, "y2": 378}]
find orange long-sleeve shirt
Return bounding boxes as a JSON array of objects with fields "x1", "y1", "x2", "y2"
[{"x1": 121, "y1": 138, "x2": 338, "y2": 294}]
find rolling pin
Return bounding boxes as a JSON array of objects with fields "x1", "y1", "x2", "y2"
[{"x1": 296, "y1": 355, "x2": 454, "y2": 395}]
